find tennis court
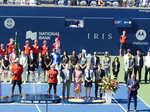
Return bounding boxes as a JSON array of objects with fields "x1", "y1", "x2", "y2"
[{"x1": 0, "y1": 83, "x2": 150, "y2": 112}]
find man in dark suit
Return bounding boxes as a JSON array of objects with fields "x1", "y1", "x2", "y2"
[
  {"x1": 95, "y1": 63, "x2": 105, "y2": 99},
  {"x1": 28, "y1": 50, "x2": 36, "y2": 82},
  {"x1": 91, "y1": 52, "x2": 100, "y2": 71},
  {"x1": 134, "y1": 50, "x2": 143, "y2": 83},
  {"x1": 126, "y1": 74, "x2": 140, "y2": 112}
]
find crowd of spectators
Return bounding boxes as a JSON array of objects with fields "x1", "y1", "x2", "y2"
[{"x1": 1, "y1": 0, "x2": 150, "y2": 7}]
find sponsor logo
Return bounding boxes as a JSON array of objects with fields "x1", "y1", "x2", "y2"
[
  {"x1": 132, "y1": 42, "x2": 149, "y2": 45},
  {"x1": 4, "y1": 18, "x2": 15, "y2": 29},
  {"x1": 114, "y1": 20, "x2": 122, "y2": 24},
  {"x1": 87, "y1": 33, "x2": 113, "y2": 39},
  {"x1": 124, "y1": 21, "x2": 132, "y2": 24},
  {"x1": 133, "y1": 29, "x2": 148, "y2": 45},
  {"x1": 135, "y1": 29, "x2": 146, "y2": 41},
  {"x1": 26, "y1": 31, "x2": 37, "y2": 40},
  {"x1": 26, "y1": 30, "x2": 59, "y2": 40}
]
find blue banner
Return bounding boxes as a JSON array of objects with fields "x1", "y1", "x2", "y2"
[{"x1": 0, "y1": 16, "x2": 149, "y2": 55}]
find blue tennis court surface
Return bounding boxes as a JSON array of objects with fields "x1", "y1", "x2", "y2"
[{"x1": 0, "y1": 84, "x2": 150, "y2": 112}]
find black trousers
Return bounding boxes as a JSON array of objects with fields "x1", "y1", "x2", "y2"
[
  {"x1": 144, "y1": 67, "x2": 150, "y2": 83},
  {"x1": 127, "y1": 93, "x2": 137, "y2": 110},
  {"x1": 95, "y1": 81, "x2": 102, "y2": 98},
  {"x1": 124, "y1": 69, "x2": 132, "y2": 84},
  {"x1": 48, "y1": 83, "x2": 57, "y2": 94},
  {"x1": 134, "y1": 66, "x2": 142, "y2": 82},
  {"x1": 112, "y1": 70, "x2": 119, "y2": 79}
]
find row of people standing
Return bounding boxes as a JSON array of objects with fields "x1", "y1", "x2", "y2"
[
  {"x1": 0, "y1": 35, "x2": 61, "y2": 83},
  {"x1": 49, "y1": 62, "x2": 105, "y2": 99},
  {"x1": 124, "y1": 49, "x2": 150, "y2": 84}
]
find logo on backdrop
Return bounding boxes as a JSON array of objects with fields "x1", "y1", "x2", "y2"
[
  {"x1": 26, "y1": 31, "x2": 37, "y2": 40},
  {"x1": 4, "y1": 18, "x2": 15, "y2": 29},
  {"x1": 135, "y1": 29, "x2": 146, "y2": 41},
  {"x1": 26, "y1": 30, "x2": 59, "y2": 40},
  {"x1": 133, "y1": 29, "x2": 148, "y2": 45}
]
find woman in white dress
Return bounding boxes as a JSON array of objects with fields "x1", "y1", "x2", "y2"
[{"x1": 20, "y1": 51, "x2": 28, "y2": 83}]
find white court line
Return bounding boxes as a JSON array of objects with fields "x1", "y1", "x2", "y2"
[
  {"x1": 35, "y1": 104, "x2": 42, "y2": 112},
  {"x1": 137, "y1": 95, "x2": 150, "y2": 108},
  {"x1": 112, "y1": 97, "x2": 126, "y2": 112}
]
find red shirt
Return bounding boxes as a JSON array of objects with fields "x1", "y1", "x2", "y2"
[
  {"x1": 120, "y1": 36, "x2": 127, "y2": 43},
  {"x1": 48, "y1": 69, "x2": 58, "y2": 83},
  {"x1": 24, "y1": 46, "x2": 32, "y2": 55},
  {"x1": 32, "y1": 45, "x2": 40, "y2": 54},
  {"x1": 41, "y1": 46, "x2": 49, "y2": 55},
  {"x1": 0, "y1": 48, "x2": 5, "y2": 57},
  {"x1": 7, "y1": 44, "x2": 14, "y2": 53},
  {"x1": 11, "y1": 64, "x2": 23, "y2": 80}
]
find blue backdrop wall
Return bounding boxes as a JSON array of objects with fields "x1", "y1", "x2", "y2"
[{"x1": 0, "y1": 6, "x2": 150, "y2": 55}]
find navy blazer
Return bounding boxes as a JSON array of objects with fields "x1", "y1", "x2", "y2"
[
  {"x1": 91, "y1": 56, "x2": 100, "y2": 69},
  {"x1": 126, "y1": 79, "x2": 140, "y2": 95}
]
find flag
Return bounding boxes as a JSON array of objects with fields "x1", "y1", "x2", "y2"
[
  {"x1": 53, "y1": 34, "x2": 61, "y2": 54},
  {"x1": 14, "y1": 32, "x2": 20, "y2": 56},
  {"x1": 56, "y1": 34, "x2": 60, "y2": 53}
]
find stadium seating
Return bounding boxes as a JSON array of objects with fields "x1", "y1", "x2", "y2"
[
  {"x1": 58, "y1": 0, "x2": 62, "y2": 5},
  {"x1": 80, "y1": 0, "x2": 87, "y2": 6},
  {"x1": 112, "y1": 1, "x2": 119, "y2": 7},
  {"x1": 90, "y1": 1, "x2": 97, "y2": 6},
  {"x1": 105, "y1": 1, "x2": 112, "y2": 6}
]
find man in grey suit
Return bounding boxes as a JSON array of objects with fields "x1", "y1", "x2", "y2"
[
  {"x1": 124, "y1": 54, "x2": 134, "y2": 84},
  {"x1": 134, "y1": 50, "x2": 143, "y2": 83},
  {"x1": 61, "y1": 64, "x2": 71, "y2": 99}
]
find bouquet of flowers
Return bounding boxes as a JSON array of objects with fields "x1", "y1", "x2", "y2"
[{"x1": 99, "y1": 75, "x2": 120, "y2": 93}]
